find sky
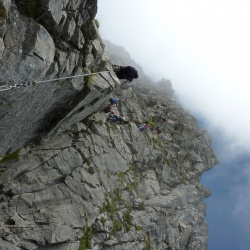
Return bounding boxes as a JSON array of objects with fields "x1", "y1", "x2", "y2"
[{"x1": 96, "y1": 1, "x2": 250, "y2": 249}]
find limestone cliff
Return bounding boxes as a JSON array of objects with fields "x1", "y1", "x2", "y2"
[{"x1": 0, "y1": 1, "x2": 219, "y2": 250}]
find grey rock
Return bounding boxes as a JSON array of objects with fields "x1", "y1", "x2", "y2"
[
  {"x1": 20, "y1": 240, "x2": 38, "y2": 250},
  {"x1": 0, "y1": 0, "x2": 11, "y2": 13},
  {"x1": 61, "y1": 16, "x2": 76, "y2": 41},
  {"x1": 0, "y1": 38, "x2": 3, "y2": 56},
  {"x1": 37, "y1": 242, "x2": 79, "y2": 250},
  {"x1": 0, "y1": 239, "x2": 18, "y2": 250},
  {"x1": 71, "y1": 27, "x2": 85, "y2": 49}
]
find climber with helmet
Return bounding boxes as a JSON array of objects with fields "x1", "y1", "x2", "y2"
[
  {"x1": 108, "y1": 114, "x2": 128, "y2": 124},
  {"x1": 101, "y1": 105, "x2": 115, "y2": 114},
  {"x1": 138, "y1": 124, "x2": 149, "y2": 132},
  {"x1": 113, "y1": 65, "x2": 138, "y2": 84},
  {"x1": 155, "y1": 125, "x2": 161, "y2": 135},
  {"x1": 109, "y1": 97, "x2": 119, "y2": 107},
  {"x1": 161, "y1": 117, "x2": 167, "y2": 122}
]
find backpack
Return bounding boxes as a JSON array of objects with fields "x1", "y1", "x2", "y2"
[{"x1": 110, "y1": 97, "x2": 118, "y2": 105}]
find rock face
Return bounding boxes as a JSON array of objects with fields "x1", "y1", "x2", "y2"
[
  {"x1": 0, "y1": 1, "x2": 219, "y2": 250},
  {"x1": 0, "y1": 0, "x2": 120, "y2": 156}
]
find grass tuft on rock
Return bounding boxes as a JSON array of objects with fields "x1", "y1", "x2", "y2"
[{"x1": 0, "y1": 149, "x2": 21, "y2": 165}]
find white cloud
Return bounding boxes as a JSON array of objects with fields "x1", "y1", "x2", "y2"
[{"x1": 97, "y1": 0, "x2": 250, "y2": 155}]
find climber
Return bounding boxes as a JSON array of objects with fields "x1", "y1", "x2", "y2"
[
  {"x1": 162, "y1": 103, "x2": 168, "y2": 107},
  {"x1": 161, "y1": 117, "x2": 167, "y2": 122},
  {"x1": 109, "y1": 97, "x2": 118, "y2": 107},
  {"x1": 108, "y1": 114, "x2": 128, "y2": 124},
  {"x1": 138, "y1": 124, "x2": 149, "y2": 132},
  {"x1": 101, "y1": 105, "x2": 115, "y2": 114},
  {"x1": 155, "y1": 125, "x2": 161, "y2": 135},
  {"x1": 113, "y1": 65, "x2": 138, "y2": 84}
]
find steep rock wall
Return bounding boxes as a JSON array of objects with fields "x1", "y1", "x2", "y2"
[
  {"x1": 0, "y1": 0, "x2": 120, "y2": 156},
  {"x1": 0, "y1": 1, "x2": 219, "y2": 250},
  {"x1": 0, "y1": 83, "x2": 219, "y2": 250}
]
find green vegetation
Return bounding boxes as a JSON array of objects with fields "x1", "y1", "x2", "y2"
[
  {"x1": 99, "y1": 191, "x2": 146, "y2": 240},
  {"x1": 100, "y1": 196, "x2": 116, "y2": 216},
  {"x1": 123, "y1": 205, "x2": 132, "y2": 231},
  {"x1": 81, "y1": 24, "x2": 92, "y2": 41},
  {"x1": 144, "y1": 232, "x2": 151, "y2": 250},
  {"x1": 86, "y1": 166, "x2": 95, "y2": 175},
  {"x1": 15, "y1": 0, "x2": 38, "y2": 19},
  {"x1": 86, "y1": 75, "x2": 94, "y2": 86},
  {"x1": 118, "y1": 172, "x2": 126, "y2": 183},
  {"x1": 111, "y1": 219, "x2": 123, "y2": 237},
  {"x1": 95, "y1": 120, "x2": 103, "y2": 126},
  {"x1": 79, "y1": 226, "x2": 93, "y2": 250},
  {"x1": 105, "y1": 122, "x2": 117, "y2": 134},
  {"x1": 167, "y1": 158, "x2": 173, "y2": 166},
  {"x1": 127, "y1": 183, "x2": 133, "y2": 194},
  {"x1": 104, "y1": 170, "x2": 111, "y2": 178},
  {"x1": 138, "y1": 202, "x2": 145, "y2": 211},
  {"x1": 145, "y1": 117, "x2": 156, "y2": 128},
  {"x1": 101, "y1": 216, "x2": 107, "y2": 225},
  {"x1": 134, "y1": 224, "x2": 143, "y2": 231},
  {"x1": 111, "y1": 124, "x2": 117, "y2": 134},
  {"x1": 152, "y1": 136, "x2": 162, "y2": 147},
  {"x1": 86, "y1": 157, "x2": 92, "y2": 166},
  {"x1": 99, "y1": 178, "x2": 104, "y2": 187},
  {"x1": 94, "y1": 19, "x2": 100, "y2": 29},
  {"x1": 131, "y1": 91, "x2": 138, "y2": 101},
  {"x1": 100, "y1": 192, "x2": 126, "y2": 237},
  {"x1": 113, "y1": 189, "x2": 123, "y2": 202},
  {"x1": 0, "y1": 8, "x2": 7, "y2": 19},
  {"x1": 181, "y1": 178, "x2": 187, "y2": 184},
  {"x1": 132, "y1": 108, "x2": 136, "y2": 114},
  {"x1": 0, "y1": 149, "x2": 21, "y2": 165}
]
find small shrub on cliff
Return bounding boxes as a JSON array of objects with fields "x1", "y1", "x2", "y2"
[
  {"x1": 95, "y1": 120, "x2": 103, "y2": 126},
  {"x1": 123, "y1": 206, "x2": 132, "y2": 231},
  {"x1": 15, "y1": 0, "x2": 38, "y2": 19},
  {"x1": 111, "y1": 219, "x2": 123, "y2": 237},
  {"x1": 0, "y1": 8, "x2": 7, "y2": 19},
  {"x1": 144, "y1": 232, "x2": 151, "y2": 250},
  {"x1": 145, "y1": 117, "x2": 156, "y2": 128},
  {"x1": 94, "y1": 19, "x2": 100, "y2": 29},
  {"x1": 79, "y1": 226, "x2": 93, "y2": 250},
  {"x1": 86, "y1": 157, "x2": 92, "y2": 166},
  {"x1": 0, "y1": 149, "x2": 21, "y2": 165},
  {"x1": 81, "y1": 25, "x2": 91, "y2": 41}
]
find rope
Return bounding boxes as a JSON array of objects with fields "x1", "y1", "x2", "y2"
[
  {"x1": 0, "y1": 70, "x2": 27, "y2": 84},
  {"x1": 0, "y1": 70, "x2": 110, "y2": 92},
  {"x1": 35, "y1": 71, "x2": 110, "y2": 84},
  {"x1": 0, "y1": 81, "x2": 36, "y2": 92}
]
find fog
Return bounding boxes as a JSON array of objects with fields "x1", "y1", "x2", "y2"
[
  {"x1": 96, "y1": 1, "x2": 250, "y2": 249},
  {"x1": 97, "y1": 0, "x2": 250, "y2": 156}
]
